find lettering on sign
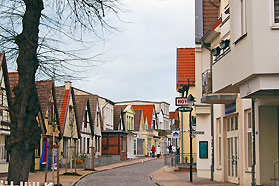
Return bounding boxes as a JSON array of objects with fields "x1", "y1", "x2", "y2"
[
  {"x1": 175, "y1": 97, "x2": 190, "y2": 106},
  {"x1": 192, "y1": 131, "x2": 204, "y2": 135}
]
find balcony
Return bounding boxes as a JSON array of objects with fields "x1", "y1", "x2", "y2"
[
  {"x1": 202, "y1": 69, "x2": 212, "y2": 96},
  {"x1": 201, "y1": 69, "x2": 237, "y2": 104}
]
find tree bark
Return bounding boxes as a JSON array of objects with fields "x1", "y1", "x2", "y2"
[{"x1": 7, "y1": 0, "x2": 44, "y2": 184}]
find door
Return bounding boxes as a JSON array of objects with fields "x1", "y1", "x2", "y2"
[{"x1": 226, "y1": 115, "x2": 239, "y2": 184}]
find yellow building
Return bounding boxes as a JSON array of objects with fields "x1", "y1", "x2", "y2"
[{"x1": 176, "y1": 48, "x2": 197, "y2": 165}]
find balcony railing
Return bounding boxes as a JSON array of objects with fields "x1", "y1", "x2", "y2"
[{"x1": 202, "y1": 69, "x2": 212, "y2": 96}]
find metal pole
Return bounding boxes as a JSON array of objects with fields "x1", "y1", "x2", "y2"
[
  {"x1": 181, "y1": 111, "x2": 184, "y2": 164},
  {"x1": 52, "y1": 130, "x2": 55, "y2": 184},
  {"x1": 57, "y1": 144, "x2": 60, "y2": 186},
  {"x1": 251, "y1": 98, "x2": 256, "y2": 186},
  {"x1": 189, "y1": 107, "x2": 193, "y2": 182},
  {"x1": 210, "y1": 104, "x2": 214, "y2": 181}
]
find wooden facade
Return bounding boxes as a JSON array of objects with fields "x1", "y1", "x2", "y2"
[{"x1": 102, "y1": 131, "x2": 128, "y2": 161}]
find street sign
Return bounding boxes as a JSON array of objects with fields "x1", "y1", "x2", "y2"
[
  {"x1": 192, "y1": 131, "x2": 204, "y2": 135},
  {"x1": 176, "y1": 106, "x2": 192, "y2": 112},
  {"x1": 175, "y1": 97, "x2": 191, "y2": 106}
]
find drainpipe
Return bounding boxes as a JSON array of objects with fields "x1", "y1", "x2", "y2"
[
  {"x1": 203, "y1": 44, "x2": 214, "y2": 181},
  {"x1": 251, "y1": 98, "x2": 256, "y2": 186}
]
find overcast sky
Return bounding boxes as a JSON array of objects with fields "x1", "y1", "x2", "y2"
[{"x1": 73, "y1": 0, "x2": 195, "y2": 111}]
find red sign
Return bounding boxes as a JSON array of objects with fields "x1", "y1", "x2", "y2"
[{"x1": 175, "y1": 97, "x2": 190, "y2": 106}]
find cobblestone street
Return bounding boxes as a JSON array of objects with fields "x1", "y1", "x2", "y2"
[{"x1": 74, "y1": 158, "x2": 164, "y2": 186}]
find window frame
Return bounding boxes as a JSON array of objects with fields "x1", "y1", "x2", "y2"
[
  {"x1": 245, "y1": 109, "x2": 252, "y2": 170},
  {"x1": 216, "y1": 118, "x2": 222, "y2": 168},
  {"x1": 271, "y1": 0, "x2": 279, "y2": 29}
]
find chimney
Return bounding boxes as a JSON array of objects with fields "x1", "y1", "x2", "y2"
[{"x1": 65, "y1": 81, "x2": 72, "y2": 90}]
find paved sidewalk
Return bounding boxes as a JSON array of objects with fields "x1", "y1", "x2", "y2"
[
  {"x1": 1, "y1": 157, "x2": 153, "y2": 186},
  {"x1": 152, "y1": 166, "x2": 238, "y2": 186}
]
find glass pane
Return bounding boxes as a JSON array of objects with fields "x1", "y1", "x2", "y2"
[
  {"x1": 248, "y1": 112, "x2": 252, "y2": 128},
  {"x1": 231, "y1": 138, "x2": 234, "y2": 177},
  {"x1": 235, "y1": 116, "x2": 238, "y2": 130},
  {"x1": 275, "y1": 0, "x2": 279, "y2": 23},
  {"x1": 235, "y1": 137, "x2": 238, "y2": 177},
  {"x1": 219, "y1": 120, "x2": 221, "y2": 134},
  {"x1": 227, "y1": 118, "x2": 230, "y2": 131},
  {"x1": 228, "y1": 138, "x2": 231, "y2": 176},
  {"x1": 248, "y1": 132, "x2": 252, "y2": 167},
  {"x1": 231, "y1": 117, "x2": 234, "y2": 131},
  {"x1": 219, "y1": 137, "x2": 222, "y2": 166}
]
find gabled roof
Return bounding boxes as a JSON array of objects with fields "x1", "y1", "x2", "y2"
[
  {"x1": 0, "y1": 53, "x2": 12, "y2": 112},
  {"x1": 129, "y1": 105, "x2": 155, "y2": 126},
  {"x1": 115, "y1": 104, "x2": 155, "y2": 126},
  {"x1": 176, "y1": 48, "x2": 195, "y2": 87},
  {"x1": 134, "y1": 110, "x2": 143, "y2": 131},
  {"x1": 75, "y1": 95, "x2": 90, "y2": 131},
  {"x1": 113, "y1": 105, "x2": 125, "y2": 131},
  {"x1": 55, "y1": 85, "x2": 80, "y2": 138},
  {"x1": 8, "y1": 72, "x2": 57, "y2": 133}
]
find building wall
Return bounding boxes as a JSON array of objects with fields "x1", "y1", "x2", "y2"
[
  {"x1": 102, "y1": 133, "x2": 127, "y2": 160},
  {"x1": 179, "y1": 86, "x2": 197, "y2": 155},
  {"x1": 98, "y1": 97, "x2": 114, "y2": 131}
]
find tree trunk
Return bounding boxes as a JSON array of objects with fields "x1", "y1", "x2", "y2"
[{"x1": 7, "y1": 0, "x2": 44, "y2": 184}]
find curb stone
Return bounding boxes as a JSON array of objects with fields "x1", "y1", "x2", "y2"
[
  {"x1": 149, "y1": 175, "x2": 162, "y2": 186},
  {"x1": 71, "y1": 158, "x2": 154, "y2": 186}
]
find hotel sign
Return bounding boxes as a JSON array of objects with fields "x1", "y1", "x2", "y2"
[
  {"x1": 225, "y1": 102, "x2": 236, "y2": 115},
  {"x1": 175, "y1": 97, "x2": 190, "y2": 106}
]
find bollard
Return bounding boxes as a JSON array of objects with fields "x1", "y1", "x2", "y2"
[
  {"x1": 0, "y1": 180, "x2": 3, "y2": 184},
  {"x1": 4, "y1": 181, "x2": 8, "y2": 185},
  {"x1": 33, "y1": 182, "x2": 36, "y2": 186},
  {"x1": 24, "y1": 182, "x2": 27, "y2": 186},
  {"x1": 20, "y1": 182, "x2": 23, "y2": 186},
  {"x1": 10, "y1": 181, "x2": 14, "y2": 186},
  {"x1": 37, "y1": 182, "x2": 39, "y2": 186}
]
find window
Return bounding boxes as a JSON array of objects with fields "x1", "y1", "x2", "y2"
[
  {"x1": 231, "y1": 0, "x2": 247, "y2": 43},
  {"x1": 216, "y1": 118, "x2": 222, "y2": 167},
  {"x1": 271, "y1": 0, "x2": 279, "y2": 28},
  {"x1": 84, "y1": 110, "x2": 88, "y2": 129},
  {"x1": 87, "y1": 138, "x2": 90, "y2": 154},
  {"x1": 63, "y1": 138, "x2": 68, "y2": 157},
  {"x1": 226, "y1": 115, "x2": 238, "y2": 132},
  {"x1": 0, "y1": 136, "x2": 8, "y2": 161},
  {"x1": 121, "y1": 136, "x2": 126, "y2": 152},
  {"x1": 245, "y1": 110, "x2": 252, "y2": 169}
]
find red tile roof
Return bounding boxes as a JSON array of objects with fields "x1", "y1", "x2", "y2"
[
  {"x1": 169, "y1": 110, "x2": 179, "y2": 120},
  {"x1": 59, "y1": 89, "x2": 70, "y2": 130},
  {"x1": 203, "y1": 0, "x2": 220, "y2": 35},
  {"x1": 115, "y1": 104, "x2": 155, "y2": 127},
  {"x1": 176, "y1": 48, "x2": 195, "y2": 87}
]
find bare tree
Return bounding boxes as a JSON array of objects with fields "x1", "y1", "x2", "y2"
[{"x1": 0, "y1": 0, "x2": 120, "y2": 183}]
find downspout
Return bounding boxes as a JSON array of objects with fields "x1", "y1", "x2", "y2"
[
  {"x1": 203, "y1": 43, "x2": 214, "y2": 181},
  {"x1": 251, "y1": 98, "x2": 256, "y2": 186}
]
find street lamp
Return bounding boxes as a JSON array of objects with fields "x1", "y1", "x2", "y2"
[{"x1": 187, "y1": 94, "x2": 195, "y2": 182}]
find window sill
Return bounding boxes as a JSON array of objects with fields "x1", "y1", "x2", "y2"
[
  {"x1": 217, "y1": 167, "x2": 222, "y2": 170},
  {"x1": 245, "y1": 168, "x2": 252, "y2": 173},
  {"x1": 270, "y1": 25, "x2": 279, "y2": 30},
  {"x1": 233, "y1": 33, "x2": 247, "y2": 45}
]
